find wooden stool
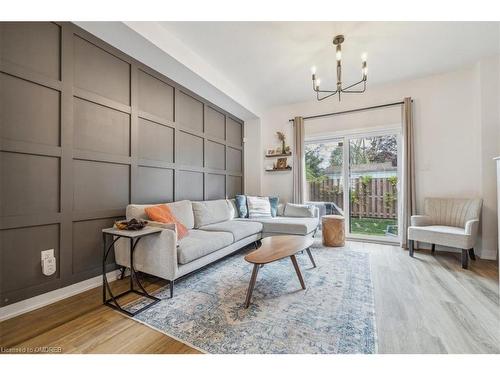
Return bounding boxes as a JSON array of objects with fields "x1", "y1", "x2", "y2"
[{"x1": 322, "y1": 215, "x2": 345, "y2": 247}]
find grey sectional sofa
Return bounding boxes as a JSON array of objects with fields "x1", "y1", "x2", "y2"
[{"x1": 114, "y1": 199, "x2": 319, "y2": 297}]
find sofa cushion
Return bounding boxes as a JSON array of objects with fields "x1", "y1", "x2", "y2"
[
  {"x1": 284, "y1": 203, "x2": 316, "y2": 218},
  {"x1": 192, "y1": 199, "x2": 233, "y2": 228},
  {"x1": 227, "y1": 199, "x2": 239, "y2": 219},
  {"x1": 269, "y1": 197, "x2": 279, "y2": 217},
  {"x1": 408, "y1": 225, "x2": 473, "y2": 249},
  {"x1": 238, "y1": 217, "x2": 318, "y2": 235},
  {"x1": 247, "y1": 196, "x2": 272, "y2": 218},
  {"x1": 126, "y1": 200, "x2": 194, "y2": 229},
  {"x1": 200, "y1": 220, "x2": 263, "y2": 241},
  {"x1": 177, "y1": 229, "x2": 234, "y2": 264},
  {"x1": 235, "y1": 195, "x2": 248, "y2": 218},
  {"x1": 144, "y1": 204, "x2": 188, "y2": 239}
]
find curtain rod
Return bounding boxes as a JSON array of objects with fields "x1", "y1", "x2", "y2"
[{"x1": 288, "y1": 100, "x2": 407, "y2": 123}]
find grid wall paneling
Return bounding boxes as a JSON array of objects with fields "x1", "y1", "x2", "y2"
[{"x1": 0, "y1": 22, "x2": 244, "y2": 306}]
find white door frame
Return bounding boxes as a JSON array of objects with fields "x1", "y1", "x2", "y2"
[{"x1": 305, "y1": 125, "x2": 402, "y2": 244}]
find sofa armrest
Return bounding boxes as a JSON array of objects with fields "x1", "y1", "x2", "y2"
[
  {"x1": 147, "y1": 220, "x2": 177, "y2": 233},
  {"x1": 410, "y1": 215, "x2": 432, "y2": 227},
  {"x1": 464, "y1": 219, "x2": 480, "y2": 236},
  {"x1": 312, "y1": 206, "x2": 320, "y2": 218},
  {"x1": 114, "y1": 227, "x2": 178, "y2": 281}
]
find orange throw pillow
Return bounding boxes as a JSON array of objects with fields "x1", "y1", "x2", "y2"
[{"x1": 144, "y1": 204, "x2": 189, "y2": 240}]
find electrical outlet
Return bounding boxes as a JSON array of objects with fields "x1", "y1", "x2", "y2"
[{"x1": 41, "y1": 248, "x2": 54, "y2": 261}]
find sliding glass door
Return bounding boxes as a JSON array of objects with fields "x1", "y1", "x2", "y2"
[
  {"x1": 305, "y1": 129, "x2": 401, "y2": 242},
  {"x1": 348, "y1": 133, "x2": 399, "y2": 239}
]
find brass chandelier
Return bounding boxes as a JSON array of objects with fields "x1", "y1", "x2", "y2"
[{"x1": 311, "y1": 35, "x2": 368, "y2": 101}]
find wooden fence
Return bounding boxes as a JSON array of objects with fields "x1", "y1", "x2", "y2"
[{"x1": 307, "y1": 177, "x2": 397, "y2": 219}]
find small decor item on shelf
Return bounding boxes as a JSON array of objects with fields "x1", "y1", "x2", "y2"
[
  {"x1": 284, "y1": 145, "x2": 291, "y2": 154},
  {"x1": 114, "y1": 218, "x2": 148, "y2": 231},
  {"x1": 275, "y1": 146, "x2": 282, "y2": 154},
  {"x1": 276, "y1": 157, "x2": 288, "y2": 170},
  {"x1": 277, "y1": 131, "x2": 287, "y2": 154},
  {"x1": 266, "y1": 148, "x2": 275, "y2": 156}
]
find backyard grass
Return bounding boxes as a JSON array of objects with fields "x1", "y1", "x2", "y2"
[{"x1": 350, "y1": 217, "x2": 398, "y2": 236}]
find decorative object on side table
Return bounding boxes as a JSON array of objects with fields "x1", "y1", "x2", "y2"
[
  {"x1": 114, "y1": 218, "x2": 148, "y2": 230},
  {"x1": 102, "y1": 226, "x2": 162, "y2": 316}
]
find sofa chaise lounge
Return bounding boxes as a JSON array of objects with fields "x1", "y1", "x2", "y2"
[{"x1": 114, "y1": 199, "x2": 320, "y2": 297}]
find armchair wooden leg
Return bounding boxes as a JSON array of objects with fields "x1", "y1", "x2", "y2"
[
  {"x1": 461, "y1": 249, "x2": 469, "y2": 269},
  {"x1": 409, "y1": 240, "x2": 415, "y2": 257},
  {"x1": 431, "y1": 244, "x2": 435, "y2": 254},
  {"x1": 468, "y1": 248, "x2": 476, "y2": 261}
]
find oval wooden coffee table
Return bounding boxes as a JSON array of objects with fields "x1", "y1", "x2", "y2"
[{"x1": 243, "y1": 235, "x2": 315, "y2": 308}]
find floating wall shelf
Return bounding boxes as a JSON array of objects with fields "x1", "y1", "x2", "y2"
[
  {"x1": 265, "y1": 167, "x2": 292, "y2": 172},
  {"x1": 265, "y1": 153, "x2": 292, "y2": 158}
]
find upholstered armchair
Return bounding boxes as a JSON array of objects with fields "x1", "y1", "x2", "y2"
[{"x1": 408, "y1": 198, "x2": 482, "y2": 269}]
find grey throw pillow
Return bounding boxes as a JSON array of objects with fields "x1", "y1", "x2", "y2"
[{"x1": 284, "y1": 203, "x2": 315, "y2": 218}]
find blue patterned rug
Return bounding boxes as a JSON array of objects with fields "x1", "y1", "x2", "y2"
[{"x1": 129, "y1": 237, "x2": 377, "y2": 354}]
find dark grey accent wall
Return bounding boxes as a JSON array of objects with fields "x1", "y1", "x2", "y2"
[{"x1": 0, "y1": 22, "x2": 244, "y2": 307}]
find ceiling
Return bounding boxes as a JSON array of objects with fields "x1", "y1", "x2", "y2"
[{"x1": 156, "y1": 22, "x2": 500, "y2": 110}]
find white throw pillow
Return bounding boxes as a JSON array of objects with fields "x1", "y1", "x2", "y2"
[
  {"x1": 247, "y1": 196, "x2": 272, "y2": 219},
  {"x1": 284, "y1": 203, "x2": 315, "y2": 218}
]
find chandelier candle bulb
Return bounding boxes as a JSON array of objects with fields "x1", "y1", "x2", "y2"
[{"x1": 311, "y1": 66, "x2": 317, "y2": 75}]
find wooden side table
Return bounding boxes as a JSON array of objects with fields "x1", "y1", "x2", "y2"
[
  {"x1": 102, "y1": 227, "x2": 162, "y2": 316},
  {"x1": 322, "y1": 215, "x2": 345, "y2": 247}
]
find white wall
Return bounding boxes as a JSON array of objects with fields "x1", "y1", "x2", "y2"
[
  {"x1": 244, "y1": 118, "x2": 263, "y2": 195},
  {"x1": 247, "y1": 58, "x2": 500, "y2": 260}
]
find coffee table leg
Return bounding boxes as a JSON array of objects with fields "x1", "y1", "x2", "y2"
[
  {"x1": 306, "y1": 247, "x2": 317, "y2": 268},
  {"x1": 290, "y1": 255, "x2": 306, "y2": 289},
  {"x1": 245, "y1": 264, "x2": 260, "y2": 308}
]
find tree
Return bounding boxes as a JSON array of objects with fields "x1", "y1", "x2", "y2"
[
  {"x1": 366, "y1": 136, "x2": 397, "y2": 166},
  {"x1": 329, "y1": 146, "x2": 343, "y2": 167},
  {"x1": 305, "y1": 145, "x2": 325, "y2": 181}
]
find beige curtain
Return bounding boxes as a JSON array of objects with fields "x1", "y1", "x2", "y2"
[
  {"x1": 292, "y1": 116, "x2": 305, "y2": 204},
  {"x1": 401, "y1": 97, "x2": 416, "y2": 248}
]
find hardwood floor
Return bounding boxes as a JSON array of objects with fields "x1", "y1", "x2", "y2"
[{"x1": 1, "y1": 242, "x2": 498, "y2": 354}]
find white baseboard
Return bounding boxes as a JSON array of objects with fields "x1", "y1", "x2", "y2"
[
  {"x1": 480, "y1": 249, "x2": 498, "y2": 261},
  {"x1": 0, "y1": 269, "x2": 121, "y2": 322}
]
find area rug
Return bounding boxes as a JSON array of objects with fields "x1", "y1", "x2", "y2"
[{"x1": 129, "y1": 237, "x2": 377, "y2": 354}]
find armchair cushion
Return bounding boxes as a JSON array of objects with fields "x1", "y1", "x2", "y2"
[
  {"x1": 410, "y1": 215, "x2": 432, "y2": 227},
  {"x1": 408, "y1": 225, "x2": 475, "y2": 249}
]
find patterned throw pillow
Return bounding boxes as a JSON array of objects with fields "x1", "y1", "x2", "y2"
[
  {"x1": 145, "y1": 204, "x2": 189, "y2": 239},
  {"x1": 235, "y1": 195, "x2": 248, "y2": 218},
  {"x1": 247, "y1": 196, "x2": 272, "y2": 219}
]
